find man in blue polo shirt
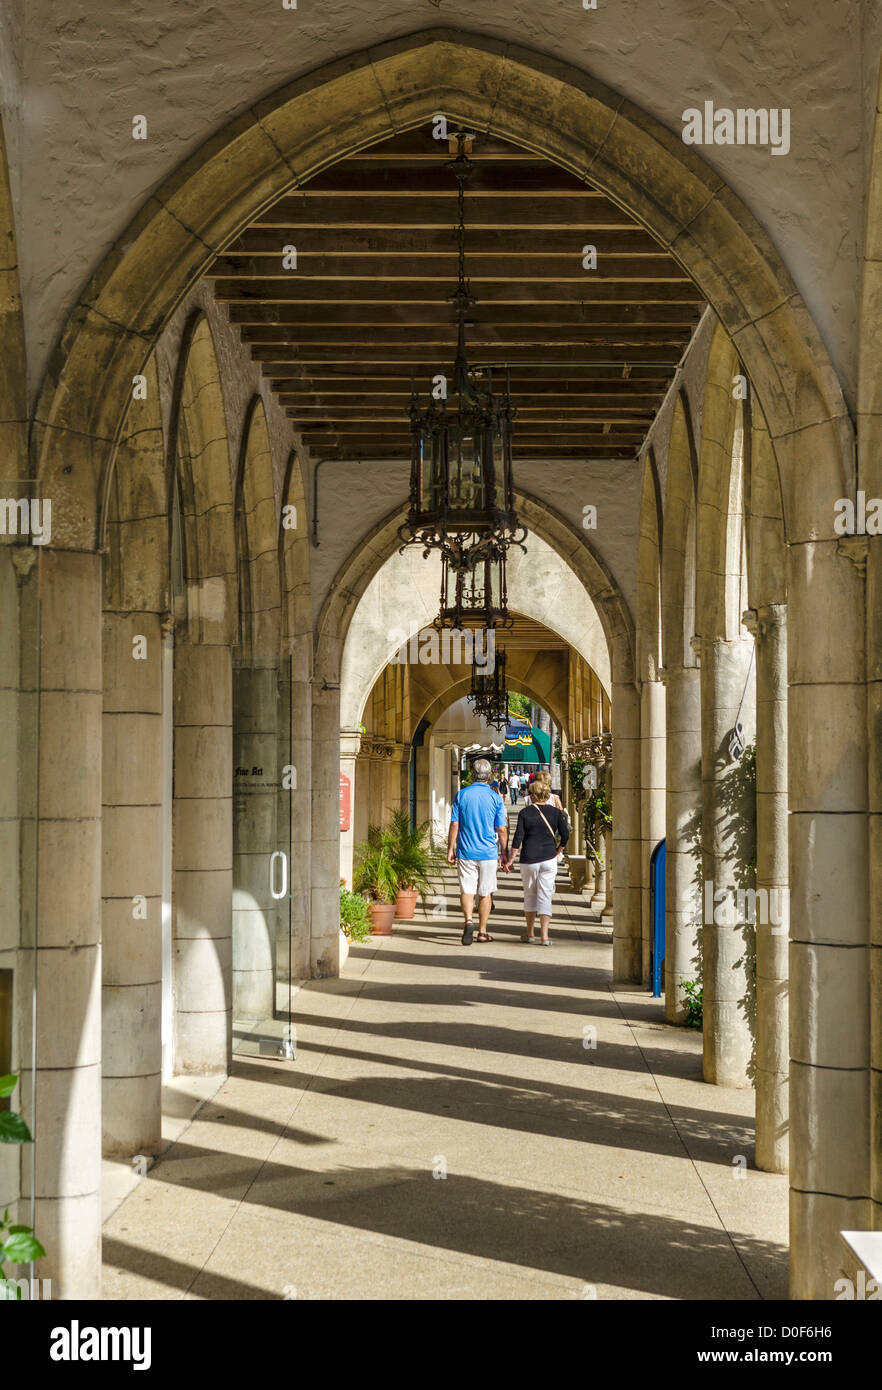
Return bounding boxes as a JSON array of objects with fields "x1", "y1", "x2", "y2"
[{"x1": 447, "y1": 758, "x2": 508, "y2": 946}]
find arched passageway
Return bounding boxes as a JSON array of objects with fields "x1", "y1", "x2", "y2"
[{"x1": 1, "y1": 30, "x2": 875, "y2": 1304}]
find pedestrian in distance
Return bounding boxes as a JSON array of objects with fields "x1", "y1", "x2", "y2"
[
  {"x1": 503, "y1": 775, "x2": 569, "y2": 944},
  {"x1": 447, "y1": 758, "x2": 508, "y2": 946}
]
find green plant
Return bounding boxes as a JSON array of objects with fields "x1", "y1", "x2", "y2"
[
  {"x1": 353, "y1": 825, "x2": 400, "y2": 903},
  {"x1": 507, "y1": 692, "x2": 532, "y2": 720},
  {"x1": 682, "y1": 981, "x2": 703, "y2": 1029},
  {"x1": 387, "y1": 809, "x2": 446, "y2": 898},
  {"x1": 585, "y1": 785, "x2": 612, "y2": 833},
  {"x1": 339, "y1": 884, "x2": 373, "y2": 943},
  {"x1": 0, "y1": 1074, "x2": 46, "y2": 1299}
]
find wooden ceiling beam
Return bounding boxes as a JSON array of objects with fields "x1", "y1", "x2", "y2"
[
  {"x1": 255, "y1": 345, "x2": 685, "y2": 366},
  {"x1": 294, "y1": 167, "x2": 604, "y2": 195},
  {"x1": 207, "y1": 255, "x2": 688, "y2": 283},
  {"x1": 267, "y1": 366, "x2": 672, "y2": 384},
  {"x1": 229, "y1": 227, "x2": 667, "y2": 255},
  {"x1": 283, "y1": 395, "x2": 660, "y2": 411},
  {"x1": 217, "y1": 280, "x2": 701, "y2": 306},
  {"x1": 275, "y1": 381, "x2": 666, "y2": 397},
  {"x1": 305, "y1": 445, "x2": 638, "y2": 459},
  {"x1": 252, "y1": 197, "x2": 644, "y2": 227}
]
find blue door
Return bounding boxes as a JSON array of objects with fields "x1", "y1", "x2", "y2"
[{"x1": 649, "y1": 839, "x2": 666, "y2": 998}]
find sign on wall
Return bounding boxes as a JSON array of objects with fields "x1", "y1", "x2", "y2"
[{"x1": 339, "y1": 772, "x2": 351, "y2": 832}]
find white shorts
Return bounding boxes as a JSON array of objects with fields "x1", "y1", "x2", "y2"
[
  {"x1": 520, "y1": 858, "x2": 558, "y2": 915},
  {"x1": 457, "y1": 858, "x2": 498, "y2": 897}
]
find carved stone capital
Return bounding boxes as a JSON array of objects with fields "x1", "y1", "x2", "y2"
[
  {"x1": 9, "y1": 546, "x2": 37, "y2": 583},
  {"x1": 837, "y1": 534, "x2": 869, "y2": 577}
]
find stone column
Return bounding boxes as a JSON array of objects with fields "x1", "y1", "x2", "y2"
[
  {"x1": 612, "y1": 682, "x2": 643, "y2": 983},
  {"x1": 387, "y1": 742, "x2": 410, "y2": 820},
  {"x1": 870, "y1": 532, "x2": 882, "y2": 1235},
  {"x1": 788, "y1": 538, "x2": 870, "y2": 1297},
  {"x1": 101, "y1": 612, "x2": 163, "y2": 1156},
  {"x1": 414, "y1": 741, "x2": 431, "y2": 829},
  {"x1": 603, "y1": 749, "x2": 614, "y2": 920},
  {"x1": 29, "y1": 552, "x2": 103, "y2": 1298},
  {"x1": 339, "y1": 728, "x2": 362, "y2": 887},
  {"x1": 232, "y1": 664, "x2": 278, "y2": 1021},
  {"x1": 640, "y1": 679, "x2": 666, "y2": 982},
  {"x1": 173, "y1": 643, "x2": 233, "y2": 1072},
  {"x1": 311, "y1": 681, "x2": 342, "y2": 977},
  {"x1": 744, "y1": 605, "x2": 789, "y2": 1173},
  {"x1": 590, "y1": 829, "x2": 606, "y2": 912},
  {"x1": 700, "y1": 633, "x2": 757, "y2": 1088},
  {"x1": 661, "y1": 662, "x2": 702, "y2": 1023},
  {"x1": 0, "y1": 547, "x2": 23, "y2": 1223}
]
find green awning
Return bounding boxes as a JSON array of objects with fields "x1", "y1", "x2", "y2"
[{"x1": 497, "y1": 729, "x2": 550, "y2": 765}]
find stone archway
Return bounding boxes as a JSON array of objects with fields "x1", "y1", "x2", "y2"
[
  {"x1": 169, "y1": 312, "x2": 237, "y2": 1075},
  {"x1": 857, "y1": 56, "x2": 882, "y2": 1237},
  {"x1": 23, "y1": 30, "x2": 868, "y2": 1300},
  {"x1": 33, "y1": 29, "x2": 851, "y2": 549}
]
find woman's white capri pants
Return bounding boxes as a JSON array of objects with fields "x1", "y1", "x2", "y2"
[{"x1": 520, "y1": 857, "x2": 558, "y2": 915}]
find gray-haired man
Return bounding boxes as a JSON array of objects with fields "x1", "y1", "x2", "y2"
[{"x1": 447, "y1": 758, "x2": 508, "y2": 946}]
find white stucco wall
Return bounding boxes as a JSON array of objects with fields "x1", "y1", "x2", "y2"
[
  {"x1": 339, "y1": 531, "x2": 611, "y2": 729},
  {"x1": 6, "y1": 1, "x2": 877, "y2": 412}
]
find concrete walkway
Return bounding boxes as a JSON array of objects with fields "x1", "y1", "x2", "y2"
[{"x1": 102, "y1": 847, "x2": 789, "y2": 1300}]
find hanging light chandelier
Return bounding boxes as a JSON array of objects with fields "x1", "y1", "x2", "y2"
[
  {"x1": 468, "y1": 646, "x2": 508, "y2": 729},
  {"x1": 399, "y1": 129, "x2": 525, "y2": 627}
]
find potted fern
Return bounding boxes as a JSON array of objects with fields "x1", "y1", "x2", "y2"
[
  {"x1": 339, "y1": 881, "x2": 373, "y2": 964},
  {"x1": 353, "y1": 825, "x2": 400, "y2": 935},
  {"x1": 387, "y1": 810, "x2": 445, "y2": 919}
]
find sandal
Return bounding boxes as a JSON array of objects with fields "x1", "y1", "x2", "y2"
[
  {"x1": 475, "y1": 933, "x2": 494, "y2": 942},
  {"x1": 520, "y1": 932, "x2": 535, "y2": 943}
]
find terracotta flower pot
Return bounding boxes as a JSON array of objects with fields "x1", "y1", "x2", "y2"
[
  {"x1": 394, "y1": 887, "x2": 419, "y2": 920},
  {"x1": 369, "y1": 901, "x2": 397, "y2": 935}
]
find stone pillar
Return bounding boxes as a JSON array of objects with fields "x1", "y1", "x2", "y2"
[
  {"x1": 788, "y1": 539, "x2": 870, "y2": 1297},
  {"x1": 603, "y1": 746, "x2": 614, "y2": 919},
  {"x1": 0, "y1": 547, "x2": 23, "y2": 1223},
  {"x1": 414, "y1": 741, "x2": 430, "y2": 829},
  {"x1": 584, "y1": 839, "x2": 596, "y2": 897},
  {"x1": 661, "y1": 663, "x2": 702, "y2": 1023},
  {"x1": 101, "y1": 612, "x2": 163, "y2": 1156},
  {"x1": 387, "y1": 742, "x2": 410, "y2": 819},
  {"x1": 641, "y1": 679, "x2": 666, "y2": 983},
  {"x1": 311, "y1": 681, "x2": 342, "y2": 977},
  {"x1": 339, "y1": 728, "x2": 362, "y2": 887},
  {"x1": 612, "y1": 682, "x2": 642, "y2": 983},
  {"x1": 232, "y1": 664, "x2": 278, "y2": 1021},
  {"x1": 276, "y1": 649, "x2": 312, "y2": 990},
  {"x1": 29, "y1": 552, "x2": 103, "y2": 1298},
  {"x1": 870, "y1": 533, "x2": 882, "y2": 1236},
  {"x1": 173, "y1": 643, "x2": 232, "y2": 1072},
  {"x1": 744, "y1": 605, "x2": 789, "y2": 1174},
  {"x1": 590, "y1": 833, "x2": 606, "y2": 911},
  {"x1": 700, "y1": 633, "x2": 757, "y2": 1088}
]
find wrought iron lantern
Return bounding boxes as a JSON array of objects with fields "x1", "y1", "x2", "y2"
[
  {"x1": 399, "y1": 130, "x2": 525, "y2": 581},
  {"x1": 436, "y1": 533, "x2": 513, "y2": 630},
  {"x1": 468, "y1": 646, "x2": 508, "y2": 728}
]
